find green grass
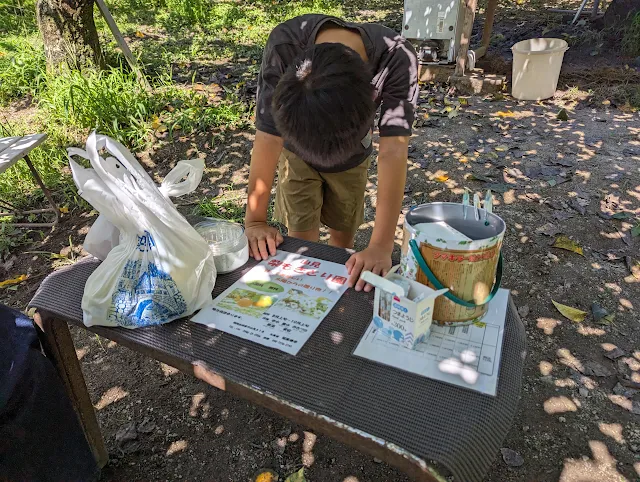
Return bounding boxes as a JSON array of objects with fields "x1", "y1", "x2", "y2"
[
  {"x1": 622, "y1": 13, "x2": 640, "y2": 57},
  {"x1": 0, "y1": 0, "x2": 37, "y2": 36},
  {"x1": 0, "y1": 35, "x2": 46, "y2": 105},
  {"x1": 0, "y1": 224, "x2": 32, "y2": 261},
  {"x1": 101, "y1": 0, "x2": 345, "y2": 68},
  {"x1": 195, "y1": 197, "x2": 246, "y2": 223},
  {"x1": 194, "y1": 194, "x2": 281, "y2": 228},
  {"x1": 0, "y1": 0, "x2": 344, "y2": 220}
]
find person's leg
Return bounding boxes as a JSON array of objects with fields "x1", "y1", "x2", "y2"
[
  {"x1": 289, "y1": 226, "x2": 321, "y2": 242},
  {"x1": 328, "y1": 228, "x2": 355, "y2": 248},
  {"x1": 321, "y1": 156, "x2": 371, "y2": 247},
  {"x1": 274, "y1": 149, "x2": 323, "y2": 240}
]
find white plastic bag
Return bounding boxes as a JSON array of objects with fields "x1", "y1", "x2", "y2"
[
  {"x1": 82, "y1": 157, "x2": 205, "y2": 260},
  {"x1": 69, "y1": 132, "x2": 216, "y2": 328}
]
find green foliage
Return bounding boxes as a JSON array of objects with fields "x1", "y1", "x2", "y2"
[
  {"x1": 0, "y1": 35, "x2": 46, "y2": 105},
  {"x1": 0, "y1": 0, "x2": 37, "y2": 36},
  {"x1": 196, "y1": 197, "x2": 246, "y2": 223},
  {"x1": 622, "y1": 13, "x2": 640, "y2": 57},
  {"x1": 102, "y1": 0, "x2": 344, "y2": 66},
  {"x1": 0, "y1": 224, "x2": 31, "y2": 260},
  {"x1": 0, "y1": 0, "x2": 344, "y2": 219},
  {"x1": 165, "y1": 90, "x2": 249, "y2": 136},
  {"x1": 38, "y1": 66, "x2": 161, "y2": 149},
  {"x1": 0, "y1": 118, "x2": 80, "y2": 210}
]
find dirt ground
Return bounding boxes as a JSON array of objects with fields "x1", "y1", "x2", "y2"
[
  {"x1": 2, "y1": 88, "x2": 639, "y2": 481},
  {"x1": 2, "y1": 3, "x2": 640, "y2": 480}
]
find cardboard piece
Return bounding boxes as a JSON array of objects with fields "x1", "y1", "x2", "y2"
[{"x1": 361, "y1": 269, "x2": 448, "y2": 349}]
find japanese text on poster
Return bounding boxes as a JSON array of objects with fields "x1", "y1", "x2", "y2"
[{"x1": 191, "y1": 251, "x2": 349, "y2": 355}]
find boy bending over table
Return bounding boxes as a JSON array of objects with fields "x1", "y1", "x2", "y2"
[{"x1": 245, "y1": 14, "x2": 418, "y2": 291}]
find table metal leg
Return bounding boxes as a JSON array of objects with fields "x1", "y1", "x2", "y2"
[
  {"x1": 2, "y1": 154, "x2": 60, "y2": 228},
  {"x1": 33, "y1": 311, "x2": 109, "y2": 468}
]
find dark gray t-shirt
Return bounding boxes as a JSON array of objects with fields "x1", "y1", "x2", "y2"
[{"x1": 255, "y1": 14, "x2": 419, "y2": 172}]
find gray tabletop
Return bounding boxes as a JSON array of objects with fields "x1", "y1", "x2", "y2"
[
  {"x1": 30, "y1": 237, "x2": 525, "y2": 481},
  {"x1": 0, "y1": 134, "x2": 47, "y2": 174}
]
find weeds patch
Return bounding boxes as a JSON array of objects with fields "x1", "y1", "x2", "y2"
[
  {"x1": 0, "y1": 35, "x2": 46, "y2": 105},
  {"x1": 195, "y1": 196, "x2": 246, "y2": 223},
  {"x1": 0, "y1": 224, "x2": 33, "y2": 260},
  {"x1": 622, "y1": 13, "x2": 640, "y2": 57}
]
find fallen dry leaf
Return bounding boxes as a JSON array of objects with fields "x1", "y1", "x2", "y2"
[
  {"x1": 0, "y1": 274, "x2": 28, "y2": 288},
  {"x1": 552, "y1": 236, "x2": 584, "y2": 256},
  {"x1": 254, "y1": 470, "x2": 278, "y2": 482},
  {"x1": 284, "y1": 468, "x2": 306, "y2": 482},
  {"x1": 552, "y1": 300, "x2": 587, "y2": 322},
  {"x1": 557, "y1": 108, "x2": 569, "y2": 121},
  {"x1": 496, "y1": 111, "x2": 515, "y2": 118}
]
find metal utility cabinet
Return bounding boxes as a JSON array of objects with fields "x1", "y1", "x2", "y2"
[{"x1": 402, "y1": 0, "x2": 466, "y2": 64}]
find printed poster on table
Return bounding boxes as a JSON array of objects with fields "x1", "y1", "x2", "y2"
[{"x1": 191, "y1": 251, "x2": 349, "y2": 355}]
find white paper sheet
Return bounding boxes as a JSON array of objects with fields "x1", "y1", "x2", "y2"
[
  {"x1": 191, "y1": 251, "x2": 349, "y2": 355},
  {"x1": 353, "y1": 289, "x2": 510, "y2": 396}
]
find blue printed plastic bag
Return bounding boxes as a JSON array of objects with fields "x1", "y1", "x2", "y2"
[{"x1": 69, "y1": 132, "x2": 216, "y2": 328}]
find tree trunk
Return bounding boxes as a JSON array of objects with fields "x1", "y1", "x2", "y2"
[
  {"x1": 36, "y1": 0, "x2": 104, "y2": 71},
  {"x1": 603, "y1": 0, "x2": 640, "y2": 30}
]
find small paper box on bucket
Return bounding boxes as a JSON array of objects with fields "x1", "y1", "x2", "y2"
[{"x1": 361, "y1": 269, "x2": 448, "y2": 349}]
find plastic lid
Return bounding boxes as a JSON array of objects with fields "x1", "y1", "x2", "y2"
[{"x1": 194, "y1": 218, "x2": 246, "y2": 255}]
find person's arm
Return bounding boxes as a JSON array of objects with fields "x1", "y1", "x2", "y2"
[
  {"x1": 346, "y1": 135, "x2": 408, "y2": 291},
  {"x1": 245, "y1": 130, "x2": 285, "y2": 260}
]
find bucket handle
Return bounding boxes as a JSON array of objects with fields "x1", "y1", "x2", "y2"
[{"x1": 409, "y1": 239, "x2": 503, "y2": 308}]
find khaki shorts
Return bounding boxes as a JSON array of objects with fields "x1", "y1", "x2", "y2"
[{"x1": 274, "y1": 148, "x2": 371, "y2": 234}]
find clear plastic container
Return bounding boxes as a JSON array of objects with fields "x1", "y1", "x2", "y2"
[{"x1": 193, "y1": 218, "x2": 249, "y2": 274}]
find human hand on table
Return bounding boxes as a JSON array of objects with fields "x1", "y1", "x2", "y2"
[
  {"x1": 346, "y1": 243, "x2": 393, "y2": 292},
  {"x1": 245, "y1": 221, "x2": 283, "y2": 260}
]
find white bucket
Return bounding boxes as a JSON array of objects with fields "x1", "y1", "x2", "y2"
[{"x1": 511, "y1": 38, "x2": 568, "y2": 101}]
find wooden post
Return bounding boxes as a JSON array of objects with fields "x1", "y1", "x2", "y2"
[
  {"x1": 480, "y1": 0, "x2": 498, "y2": 50},
  {"x1": 34, "y1": 312, "x2": 109, "y2": 468},
  {"x1": 94, "y1": 0, "x2": 151, "y2": 90},
  {"x1": 454, "y1": 0, "x2": 479, "y2": 77}
]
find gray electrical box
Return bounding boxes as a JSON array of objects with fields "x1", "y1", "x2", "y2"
[{"x1": 402, "y1": 0, "x2": 466, "y2": 63}]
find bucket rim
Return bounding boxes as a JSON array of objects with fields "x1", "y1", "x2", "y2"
[
  {"x1": 511, "y1": 37, "x2": 569, "y2": 55},
  {"x1": 404, "y1": 202, "x2": 506, "y2": 239}
]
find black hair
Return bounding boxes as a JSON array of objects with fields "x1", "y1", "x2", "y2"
[{"x1": 272, "y1": 42, "x2": 375, "y2": 171}]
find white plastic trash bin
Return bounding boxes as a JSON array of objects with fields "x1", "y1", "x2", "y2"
[{"x1": 511, "y1": 38, "x2": 569, "y2": 101}]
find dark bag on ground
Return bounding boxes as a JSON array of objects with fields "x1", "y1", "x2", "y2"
[{"x1": 0, "y1": 304, "x2": 98, "y2": 481}]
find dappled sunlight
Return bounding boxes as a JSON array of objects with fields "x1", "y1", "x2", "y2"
[
  {"x1": 301, "y1": 431, "x2": 317, "y2": 467},
  {"x1": 576, "y1": 325, "x2": 606, "y2": 336},
  {"x1": 555, "y1": 378, "x2": 577, "y2": 388},
  {"x1": 94, "y1": 386, "x2": 128, "y2": 410},
  {"x1": 574, "y1": 374, "x2": 597, "y2": 390},
  {"x1": 598, "y1": 423, "x2": 624, "y2": 444},
  {"x1": 608, "y1": 394, "x2": 637, "y2": 414},
  {"x1": 557, "y1": 348, "x2": 584, "y2": 373},
  {"x1": 161, "y1": 362, "x2": 179, "y2": 377},
  {"x1": 75, "y1": 346, "x2": 89, "y2": 360},
  {"x1": 189, "y1": 392, "x2": 210, "y2": 418},
  {"x1": 560, "y1": 441, "x2": 627, "y2": 482},
  {"x1": 166, "y1": 439, "x2": 188, "y2": 456},
  {"x1": 544, "y1": 395, "x2": 578, "y2": 415},
  {"x1": 537, "y1": 317, "x2": 562, "y2": 335},
  {"x1": 618, "y1": 298, "x2": 633, "y2": 310},
  {"x1": 539, "y1": 360, "x2": 553, "y2": 375},
  {"x1": 330, "y1": 330, "x2": 344, "y2": 344}
]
